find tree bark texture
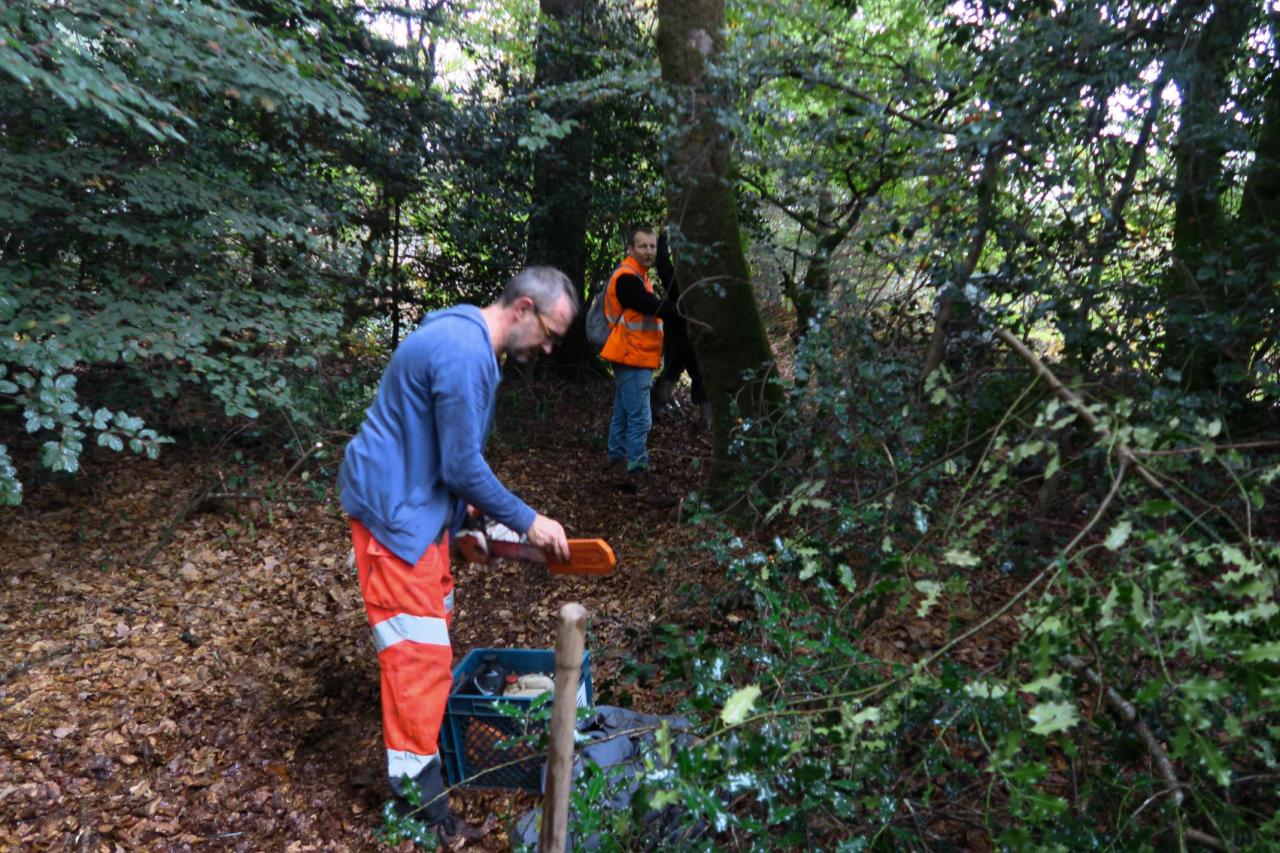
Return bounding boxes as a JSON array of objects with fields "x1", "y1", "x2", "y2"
[
  {"x1": 1231, "y1": 20, "x2": 1280, "y2": 381},
  {"x1": 920, "y1": 147, "x2": 999, "y2": 384},
  {"x1": 656, "y1": 0, "x2": 780, "y2": 502},
  {"x1": 526, "y1": 0, "x2": 596, "y2": 364},
  {"x1": 789, "y1": 189, "x2": 849, "y2": 341},
  {"x1": 1161, "y1": 0, "x2": 1260, "y2": 390}
]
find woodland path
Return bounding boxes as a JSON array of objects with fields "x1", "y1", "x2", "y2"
[{"x1": 0, "y1": 375, "x2": 722, "y2": 851}]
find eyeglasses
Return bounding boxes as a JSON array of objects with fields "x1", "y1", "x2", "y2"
[{"x1": 531, "y1": 304, "x2": 563, "y2": 346}]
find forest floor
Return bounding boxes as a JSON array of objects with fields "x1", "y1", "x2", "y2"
[
  {"x1": 1, "y1": 371, "x2": 1030, "y2": 851},
  {"x1": 0, "y1": 375, "x2": 734, "y2": 852}
]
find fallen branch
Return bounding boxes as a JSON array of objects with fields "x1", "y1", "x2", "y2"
[
  {"x1": 265, "y1": 441, "x2": 324, "y2": 508},
  {"x1": 1, "y1": 643, "x2": 79, "y2": 685},
  {"x1": 137, "y1": 480, "x2": 218, "y2": 569},
  {"x1": 910, "y1": 457, "x2": 1130, "y2": 682},
  {"x1": 1064, "y1": 654, "x2": 1229, "y2": 852},
  {"x1": 991, "y1": 328, "x2": 1161, "y2": 490},
  {"x1": 1185, "y1": 828, "x2": 1229, "y2": 852},
  {"x1": 993, "y1": 327, "x2": 1226, "y2": 544},
  {"x1": 1136, "y1": 440, "x2": 1280, "y2": 457},
  {"x1": 138, "y1": 446, "x2": 328, "y2": 570},
  {"x1": 1064, "y1": 654, "x2": 1183, "y2": 806}
]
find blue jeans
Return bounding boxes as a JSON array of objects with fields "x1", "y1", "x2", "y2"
[{"x1": 608, "y1": 364, "x2": 653, "y2": 471}]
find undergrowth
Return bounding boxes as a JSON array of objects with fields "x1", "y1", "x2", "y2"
[{"x1": 555, "y1": 298, "x2": 1280, "y2": 851}]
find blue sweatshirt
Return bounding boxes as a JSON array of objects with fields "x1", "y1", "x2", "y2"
[{"x1": 338, "y1": 305, "x2": 537, "y2": 564}]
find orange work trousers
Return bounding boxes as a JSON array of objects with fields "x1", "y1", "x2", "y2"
[{"x1": 350, "y1": 519, "x2": 455, "y2": 793}]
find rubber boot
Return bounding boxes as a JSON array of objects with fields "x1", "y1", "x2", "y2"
[
  {"x1": 392, "y1": 761, "x2": 450, "y2": 821},
  {"x1": 606, "y1": 459, "x2": 635, "y2": 492}
]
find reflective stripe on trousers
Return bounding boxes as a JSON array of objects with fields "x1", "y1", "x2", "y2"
[{"x1": 349, "y1": 519, "x2": 454, "y2": 793}]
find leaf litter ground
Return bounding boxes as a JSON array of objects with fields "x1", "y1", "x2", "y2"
[
  {"x1": 0, "y1": 374, "x2": 1030, "y2": 851},
  {"x1": 0, "y1": 376, "x2": 728, "y2": 851}
]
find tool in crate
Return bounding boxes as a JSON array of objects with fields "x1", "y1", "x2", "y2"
[
  {"x1": 442, "y1": 646, "x2": 594, "y2": 791},
  {"x1": 453, "y1": 516, "x2": 616, "y2": 576}
]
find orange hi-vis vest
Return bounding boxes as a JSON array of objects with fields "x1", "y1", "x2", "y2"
[{"x1": 600, "y1": 256, "x2": 664, "y2": 369}]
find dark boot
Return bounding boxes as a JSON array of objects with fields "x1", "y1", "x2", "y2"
[
  {"x1": 390, "y1": 761, "x2": 453, "y2": 837},
  {"x1": 605, "y1": 459, "x2": 635, "y2": 492},
  {"x1": 627, "y1": 468, "x2": 677, "y2": 509}
]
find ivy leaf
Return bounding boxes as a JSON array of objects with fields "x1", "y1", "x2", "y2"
[
  {"x1": 1137, "y1": 499, "x2": 1176, "y2": 517},
  {"x1": 0, "y1": 445, "x2": 21, "y2": 506},
  {"x1": 965, "y1": 681, "x2": 1008, "y2": 699},
  {"x1": 1194, "y1": 734, "x2": 1232, "y2": 786},
  {"x1": 1220, "y1": 546, "x2": 1261, "y2": 583},
  {"x1": 1025, "y1": 791, "x2": 1069, "y2": 819},
  {"x1": 655, "y1": 720, "x2": 672, "y2": 765},
  {"x1": 1028, "y1": 701, "x2": 1079, "y2": 735},
  {"x1": 721, "y1": 685, "x2": 762, "y2": 726},
  {"x1": 1179, "y1": 677, "x2": 1228, "y2": 700},
  {"x1": 1043, "y1": 451, "x2": 1060, "y2": 481},
  {"x1": 1020, "y1": 673, "x2": 1064, "y2": 695}
]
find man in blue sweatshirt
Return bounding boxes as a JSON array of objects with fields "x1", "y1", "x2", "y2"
[{"x1": 338, "y1": 266, "x2": 578, "y2": 841}]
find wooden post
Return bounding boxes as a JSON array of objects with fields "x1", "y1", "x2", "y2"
[{"x1": 540, "y1": 603, "x2": 588, "y2": 853}]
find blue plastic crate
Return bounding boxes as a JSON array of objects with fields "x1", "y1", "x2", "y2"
[{"x1": 441, "y1": 647, "x2": 593, "y2": 791}]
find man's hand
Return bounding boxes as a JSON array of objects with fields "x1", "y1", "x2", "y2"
[{"x1": 525, "y1": 514, "x2": 570, "y2": 562}]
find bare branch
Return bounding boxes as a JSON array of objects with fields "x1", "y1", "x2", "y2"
[{"x1": 1064, "y1": 655, "x2": 1230, "y2": 853}]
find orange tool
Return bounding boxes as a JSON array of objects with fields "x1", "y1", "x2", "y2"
[{"x1": 454, "y1": 531, "x2": 616, "y2": 577}]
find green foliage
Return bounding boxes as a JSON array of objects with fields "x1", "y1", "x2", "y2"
[
  {"x1": 643, "y1": 11, "x2": 1280, "y2": 843},
  {"x1": 0, "y1": 0, "x2": 365, "y2": 140},
  {"x1": 0, "y1": 0, "x2": 391, "y2": 501},
  {"x1": 569, "y1": 276, "x2": 1277, "y2": 846},
  {"x1": 410, "y1": 0, "x2": 666, "y2": 303}
]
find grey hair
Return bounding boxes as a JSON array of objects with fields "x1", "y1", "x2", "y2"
[{"x1": 499, "y1": 266, "x2": 581, "y2": 317}]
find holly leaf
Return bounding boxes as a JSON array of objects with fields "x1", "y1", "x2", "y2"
[
  {"x1": 1104, "y1": 520, "x2": 1132, "y2": 551},
  {"x1": 721, "y1": 685, "x2": 762, "y2": 725},
  {"x1": 1028, "y1": 701, "x2": 1079, "y2": 735}
]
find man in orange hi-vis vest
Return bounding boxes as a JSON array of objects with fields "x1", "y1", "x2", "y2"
[
  {"x1": 338, "y1": 267, "x2": 577, "y2": 842},
  {"x1": 600, "y1": 224, "x2": 678, "y2": 508}
]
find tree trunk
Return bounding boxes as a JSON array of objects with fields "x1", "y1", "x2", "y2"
[
  {"x1": 920, "y1": 148, "x2": 999, "y2": 384},
  {"x1": 526, "y1": 0, "x2": 596, "y2": 365},
  {"x1": 656, "y1": 0, "x2": 780, "y2": 504},
  {"x1": 1160, "y1": 0, "x2": 1258, "y2": 390},
  {"x1": 341, "y1": 191, "x2": 389, "y2": 337},
  {"x1": 390, "y1": 196, "x2": 402, "y2": 349},
  {"x1": 1229, "y1": 29, "x2": 1280, "y2": 388},
  {"x1": 789, "y1": 189, "x2": 853, "y2": 343}
]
